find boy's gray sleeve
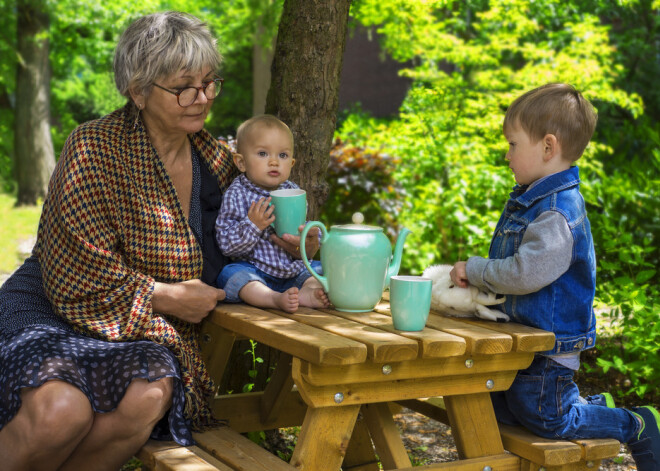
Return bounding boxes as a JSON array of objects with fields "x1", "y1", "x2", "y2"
[{"x1": 466, "y1": 211, "x2": 573, "y2": 295}]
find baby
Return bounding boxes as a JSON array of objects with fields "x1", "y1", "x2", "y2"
[{"x1": 215, "y1": 115, "x2": 329, "y2": 313}]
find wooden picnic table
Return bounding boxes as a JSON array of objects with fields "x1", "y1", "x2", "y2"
[{"x1": 199, "y1": 297, "x2": 556, "y2": 471}]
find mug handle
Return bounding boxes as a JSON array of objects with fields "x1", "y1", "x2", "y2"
[{"x1": 300, "y1": 221, "x2": 329, "y2": 293}]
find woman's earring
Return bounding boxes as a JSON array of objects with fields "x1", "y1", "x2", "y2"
[{"x1": 134, "y1": 103, "x2": 143, "y2": 129}]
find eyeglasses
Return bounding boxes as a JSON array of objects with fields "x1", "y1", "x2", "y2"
[{"x1": 152, "y1": 77, "x2": 224, "y2": 107}]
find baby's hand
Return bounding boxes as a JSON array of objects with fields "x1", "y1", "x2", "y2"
[
  {"x1": 450, "y1": 261, "x2": 469, "y2": 288},
  {"x1": 248, "y1": 197, "x2": 275, "y2": 231}
]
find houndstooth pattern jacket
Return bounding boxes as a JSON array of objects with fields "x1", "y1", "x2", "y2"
[{"x1": 35, "y1": 104, "x2": 236, "y2": 430}]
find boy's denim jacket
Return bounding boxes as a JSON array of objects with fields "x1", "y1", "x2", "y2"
[{"x1": 489, "y1": 166, "x2": 597, "y2": 355}]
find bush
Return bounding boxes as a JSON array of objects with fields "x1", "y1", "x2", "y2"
[{"x1": 323, "y1": 137, "x2": 403, "y2": 232}]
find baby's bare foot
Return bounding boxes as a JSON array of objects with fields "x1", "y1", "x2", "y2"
[
  {"x1": 275, "y1": 287, "x2": 299, "y2": 313},
  {"x1": 299, "y1": 285, "x2": 330, "y2": 309}
]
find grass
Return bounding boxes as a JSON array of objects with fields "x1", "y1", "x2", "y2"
[{"x1": 0, "y1": 193, "x2": 42, "y2": 274}]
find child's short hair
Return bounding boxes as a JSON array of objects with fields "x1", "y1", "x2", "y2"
[
  {"x1": 235, "y1": 114, "x2": 294, "y2": 155},
  {"x1": 503, "y1": 83, "x2": 598, "y2": 161}
]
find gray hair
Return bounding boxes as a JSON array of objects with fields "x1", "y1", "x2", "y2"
[{"x1": 113, "y1": 11, "x2": 222, "y2": 100}]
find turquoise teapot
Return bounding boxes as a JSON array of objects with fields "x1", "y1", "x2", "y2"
[{"x1": 300, "y1": 219, "x2": 411, "y2": 312}]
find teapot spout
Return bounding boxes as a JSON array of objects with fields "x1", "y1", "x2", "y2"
[{"x1": 385, "y1": 227, "x2": 412, "y2": 289}]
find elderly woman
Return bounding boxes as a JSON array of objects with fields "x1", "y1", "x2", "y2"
[{"x1": 0, "y1": 11, "x2": 315, "y2": 470}]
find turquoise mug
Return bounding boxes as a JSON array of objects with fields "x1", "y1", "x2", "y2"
[
  {"x1": 270, "y1": 188, "x2": 306, "y2": 236},
  {"x1": 390, "y1": 275, "x2": 432, "y2": 331}
]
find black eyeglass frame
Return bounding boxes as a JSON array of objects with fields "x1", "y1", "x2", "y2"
[{"x1": 152, "y1": 77, "x2": 224, "y2": 107}]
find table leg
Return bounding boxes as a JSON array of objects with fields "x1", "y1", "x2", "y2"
[
  {"x1": 362, "y1": 403, "x2": 411, "y2": 469},
  {"x1": 260, "y1": 353, "x2": 294, "y2": 424},
  {"x1": 200, "y1": 322, "x2": 237, "y2": 390},
  {"x1": 290, "y1": 404, "x2": 360, "y2": 471},
  {"x1": 343, "y1": 412, "x2": 380, "y2": 471},
  {"x1": 444, "y1": 392, "x2": 504, "y2": 459}
]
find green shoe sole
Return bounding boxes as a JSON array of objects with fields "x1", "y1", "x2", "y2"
[{"x1": 602, "y1": 392, "x2": 615, "y2": 408}]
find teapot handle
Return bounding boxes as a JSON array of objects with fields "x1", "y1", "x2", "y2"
[{"x1": 300, "y1": 221, "x2": 329, "y2": 293}]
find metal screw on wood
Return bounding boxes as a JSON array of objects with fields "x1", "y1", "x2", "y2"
[
  {"x1": 586, "y1": 461, "x2": 595, "y2": 468},
  {"x1": 486, "y1": 379, "x2": 494, "y2": 389},
  {"x1": 465, "y1": 359, "x2": 474, "y2": 368},
  {"x1": 334, "y1": 392, "x2": 344, "y2": 404},
  {"x1": 482, "y1": 466, "x2": 492, "y2": 471},
  {"x1": 382, "y1": 364, "x2": 392, "y2": 375},
  {"x1": 539, "y1": 467, "x2": 547, "y2": 471}
]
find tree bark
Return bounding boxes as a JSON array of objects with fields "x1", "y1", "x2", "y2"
[
  {"x1": 15, "y1": 0, "x2": 55, "y2": 206},
  {"x1": 265, "y1": 0, "x2": 352, "y2": 220},
  {"x1": 252, "y1": 22, "x2": 276, "y2": 116}
]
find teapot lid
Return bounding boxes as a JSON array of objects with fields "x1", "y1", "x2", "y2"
[{"x1": 330, "y1": 212, "x2": 383, "y2": 231}]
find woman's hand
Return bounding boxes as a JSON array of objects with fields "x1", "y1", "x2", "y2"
[
  {"x1": 152, "y1": 279, "x2": 226, "y2": 323},
  {"x1": 247, "y1": 197, "x2": 275, "y2": 231},
  {"x1": 270, "y1": 225, "x2": 320, "y2": 260},
  {"x1": 450, "y1": 261, "x2": 469, "y2": 288}
]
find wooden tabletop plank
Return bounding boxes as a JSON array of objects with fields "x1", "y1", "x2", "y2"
[
  {"x1": 444, "y1": 314, "x2": 556, "y2": 353},
  {"x1": 423, "y1": 313, "x2": 513, "y2": 354},
  {"x1": 373, "y1": 305, "x2": 513, "y2": 355},
  {"x1": 329, "y1": 306, "x2": 467, "y2": 358},
  {"x1": 281, "y1": 307, "x2": 419, "y2": 363},
  {"x1": 208, "y1": 304, "x2": 367, "y2": 365}
]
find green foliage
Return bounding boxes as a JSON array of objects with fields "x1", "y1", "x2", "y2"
[
  {"x1": 333, "y1": 0, "x2": 659, "y2": 398},
  {"x1": 0, "y1": 193, "x2": 41, "y2": 274},
  {"x1": 242, "y1": 339, "x2": 264, "y2": 393},
  {"x1": 324, "y1": 137, "x2": 403, "y2": 232},
  {"x1": 0, "y1": 1, "x2": 284, "y2": 185}
]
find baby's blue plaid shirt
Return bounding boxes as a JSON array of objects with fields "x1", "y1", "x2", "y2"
[{"x1": 215, "y1": 174, "x2": 306, "y2": 279}]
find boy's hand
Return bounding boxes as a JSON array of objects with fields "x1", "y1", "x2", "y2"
[
  {"x1": 248, "y1": 197, "x2": 275, "y2": 231},
  {"x1": 450, "y1": 261, "x2": 470, "y2": 288}
]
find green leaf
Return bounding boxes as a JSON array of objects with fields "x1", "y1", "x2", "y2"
[{"x1": 635, "y1": 269, "x2": 656, "y2": 284}]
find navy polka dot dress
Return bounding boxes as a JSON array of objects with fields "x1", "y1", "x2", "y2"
[{"x1": 0, "y1": 256, "x2": 194, "y2": 446}]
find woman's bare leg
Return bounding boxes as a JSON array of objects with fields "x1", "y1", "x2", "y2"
[
  {"x1": 239, "y1": 280, "x2": 300, "y2": 313},
  {"x1": 0, "y1": 380, "x2": 94, "y2": 471},
  {"x1": 60, "y1": 377, "x2": 173, "y2": 471}
]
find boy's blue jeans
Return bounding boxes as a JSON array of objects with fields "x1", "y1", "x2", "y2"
[
  {"x1": 217, "y1": 260, "x2": 323, "y2": 303},
  {"x1": 491, "y1": 355, "x2": 639, "y2": 443}
]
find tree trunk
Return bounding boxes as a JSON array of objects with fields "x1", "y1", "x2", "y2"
[
  {"x1": 252, "y1": 22, "x2": 276, "y2": 116},
  {"x1": 265, "y1": 0, "x2": 352, "y2": 220},
  {"x1": 15, "y1": 0, "x2": 55, "y2": 206}
]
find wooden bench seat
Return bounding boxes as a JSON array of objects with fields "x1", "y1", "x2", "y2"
[
  {"x1": 499, "y1": 423, "x2": 621, "y2": 470},
  {"x1": 136, "y1": 426, "x2": 296, "y2": 471},
  {"x1": 399, "y1": 398, "x2": 621, "y2": 471}
]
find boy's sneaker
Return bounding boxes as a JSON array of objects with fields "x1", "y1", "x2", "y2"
[
  {"x1": 585, "y1": 392, "x2": 616, "y2": 408},
  {"x1": 628, "y1": 405, "x2": 660, "y2": 471}
]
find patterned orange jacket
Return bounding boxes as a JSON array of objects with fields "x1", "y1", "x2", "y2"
[{"x1": 35, "y1": 105, "x2": 236, "y2": 430}]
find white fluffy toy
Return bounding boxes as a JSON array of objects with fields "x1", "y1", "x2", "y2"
[{"x1": 422, "y1": 264, "x2": 510, "y2": 322}]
